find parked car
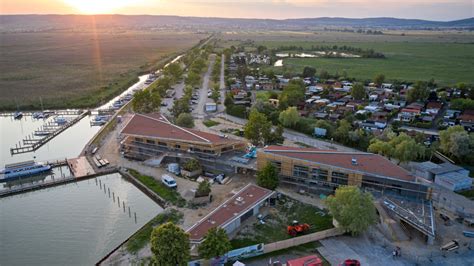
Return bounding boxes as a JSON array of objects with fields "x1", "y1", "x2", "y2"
[{"x1": 161, "y1": 175, "x2": 177, "y2": 189}]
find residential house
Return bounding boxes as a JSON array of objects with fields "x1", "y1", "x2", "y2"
[
  {"x1": 459, "y1": 110, "x2": 474, "y2": 132},
  {"x1": 426, "y1": 102, "x2": 443, "y2": 116}
]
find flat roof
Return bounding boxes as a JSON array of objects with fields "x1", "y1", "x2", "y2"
[
  {"x1": 261, "y1": 146, "x2": 415, "y2": 182},
  {"x1": 187, "y1": 184, "x2": 274, "y2": 242},
  {"x1": 120, "y1": 113, "x2": 240, "y2": 146}
]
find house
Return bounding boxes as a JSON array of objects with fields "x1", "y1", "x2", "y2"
[
  {"x1": 458, "y1": 110, "x2": 474, "y2": 132},
  {"x1": 398, "y1": 108, "x2": 420, "y2": 122},
  {"x1": 257, "y1": 146, "x2": 431, "y2": 199},
  {"x1": 314, "y1": 112, "x2": 328, "y2": 119},
  {"x1": 414, "y1": 162, "x2": 472, "y2": 191},
  {"x1": 426, "y1": 102, "x2": 443, "y2": 115},
  {"x1": 187, "y1": 184, "x2": 274, "y2": 244},
  {"x1": 119, "y1": 113, "x2": 246, "y2": 162}
]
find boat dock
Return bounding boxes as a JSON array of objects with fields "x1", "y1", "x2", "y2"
[
  {"x1": 0, "y1": 109, "x2": 83, "y2": 117},
  {"x1": 0, "y1": 156, "x2": 116, "y2": 198},
  {"x1": 10, "y1": 110, "x2": 90, "y2": 155}
]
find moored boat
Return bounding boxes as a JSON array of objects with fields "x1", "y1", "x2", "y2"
[
  {"x1": 13, "y1": 111, "x2": 23, "y2": 119},
  {"x1": 0, "y1": 160, "x2": 52, "y2": 182}
]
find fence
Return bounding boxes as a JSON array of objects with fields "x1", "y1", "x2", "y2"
[{"x1": 264, "y1": 227, "x2": 344, "y2": 254}]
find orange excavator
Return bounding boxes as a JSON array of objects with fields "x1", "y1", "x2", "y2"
[{"x1": 287, "y1": 220, "x2": 310, "y2": 237}]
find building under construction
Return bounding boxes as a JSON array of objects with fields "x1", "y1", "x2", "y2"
[{"x1": 257, "y1": 146, "x2": 431, "y2": 200}]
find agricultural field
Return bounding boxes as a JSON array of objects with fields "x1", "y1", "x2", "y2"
[
  {"x1": 219, "y1": 31, "x2": 474, "y2": 86},
  {"x1": 0, "y1": 30, "x2": 207, "y2": 110}
]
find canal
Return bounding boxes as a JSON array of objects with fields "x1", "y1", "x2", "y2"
[
  {"x1": 0, "y1": 173, "x2": 163, "y2": 265},
  {"x1": 0, "y1": 55, "x2": 182, "y2": 264}
]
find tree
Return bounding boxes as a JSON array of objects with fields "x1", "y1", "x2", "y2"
[
  {"x1": 150, "y1": 222, "x2": 190, "y2": 266},
  {"x1": 185, "y1": 71, "x2": 201, "y2": 87},
  {"x1": 279, "y1": 107, "x2": 300, "y2": 128},
  {"x1": 351, "y1": 83, "x2": 366, "y2": 100},
  {"x1": 326, "y1": 186, "x2": 377, "y2": 236},
  {"x1": 268, "y1": 124, "x2": 285, "y2": 145},
  {"x1": 450, "y1": 98, "x2": 474, "y2": 111},
  {"x1": 439, "y1": 125, "x2": 474, "y2": 163},
  {"x1": 333, "y1": 119, "x2": 352, "y2": 144},
  {"x1": 198, "y1": 227, "x2": 232, "y2": 259},
  {"x1": 278, "y1": 81, "x2": 305, "y2": 110},
  {"x1": 183, "y1": 158, "x2": 201, "y2": 172},
  {"x1": 368, "y1": 133, "x2": 425, "y2": 164},
  {"x1": 257, "y1": 162, "x2": 279, "y2": 190},
  {"x1": 196, "y1": 180, "x2": 211, "y2": 197},
  {"x1": 315, "y1": 119, "x2": 335, "y2": 138},
  {"x1": 164, "y1": 62, "x2": 183, "y2": 82},
  {"x1": 302, "y1": 66, "x2": 316, "y2": 78},
  {"x1": 373, "y1": 74, "x2": 385, "y2": 87},
  {"x1": 319, "y1": 69, "x2": 330, "y2": 80},
  {"x1": 175, "y1": 113, "x2": 194, "y2": 128},
  {"x1": 171, "y1": 98, "x2": 190, "y2": 118},
  {"x1": 132, "y1": 90, "x2": 161, "y2": 114},
  {"x1": 244, "y1": 110, "x2": 272, "y2": 146},
  {"x1": 407, "y1": 81, "x2": 429, "y2": 103}
]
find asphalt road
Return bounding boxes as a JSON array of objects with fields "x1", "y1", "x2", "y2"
[{"x1": 194, "y1": 54, "x2": 216, "y2": 119}]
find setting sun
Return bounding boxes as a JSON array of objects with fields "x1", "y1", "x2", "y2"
[{"x1": 62, "y1": 0, "x2": 137, "y2": 14}]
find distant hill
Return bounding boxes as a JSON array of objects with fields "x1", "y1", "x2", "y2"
[{"x1": 1, "y1": 15, "x2": 473, "y2": 32}]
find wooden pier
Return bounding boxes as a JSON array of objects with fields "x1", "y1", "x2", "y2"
[
  {"x1": 10, "y1": 110, "x2": 90, "y2": 155},
  {"x1": 0, "y1": 109, "x2": 83, "y2": 117}
]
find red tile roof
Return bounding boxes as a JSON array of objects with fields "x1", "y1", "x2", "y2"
[
  {"x1": 261, "y1": 146, "x2": 415, "y2": 182},
  {"x1": 287, "y1": 255, "x2": 322, "y2": 266},
  {"x1": 187, "y1": 184, "x2": 274, "y2": 242},
  {"x1": 120, "y1": 113, "x2": 239, "y2": 145}
]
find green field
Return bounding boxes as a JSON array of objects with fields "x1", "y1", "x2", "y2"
[
  {"x1": 220, "y1": 31, "x2": 474, "y2": 86},
  {"x1": 276, "y1": 42, "x2": 474, "y2": 85},
  {"x1": 0, "y1": 30, "x2": 206, "y2": 110}
]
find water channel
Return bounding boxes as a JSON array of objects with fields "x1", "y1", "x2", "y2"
[{"x1": 0, "y1": 55, "x2": 183, "y2": 265}]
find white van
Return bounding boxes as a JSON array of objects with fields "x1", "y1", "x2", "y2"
[{"x1": 161, "y1": 175, "x2": 177, "y2": 189}]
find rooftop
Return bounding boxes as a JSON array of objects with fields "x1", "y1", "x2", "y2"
[
  {"x1": 261, "y1": 146, "x2": 415, "y2": 182},
  {"x1": 120, "y1": 113, "x2": 240, "y2": 145},
  {"x1": 186, "y1": 184, "x2": 274, "y2": 242}
]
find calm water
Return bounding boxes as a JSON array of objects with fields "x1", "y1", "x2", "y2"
[{"x1": 0, "y1": 173, "x2": 163, "y2": 265}]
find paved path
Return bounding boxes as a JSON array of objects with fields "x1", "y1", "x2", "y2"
[
  {"x1": 218, "y1": 54, "x2": 226, "y2": 113},
  {"x1": 216, "y1": 113, "x2": 358, "y2": 152},
  {"x1": 194, "y1": 54, "x2": 216, "y2": 119}
]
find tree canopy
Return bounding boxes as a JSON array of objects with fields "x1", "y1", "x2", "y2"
[
  {"x1": 279, "y1": 106, "x2": 300, "y2": 128},
  {"x1": 198, "y1": 227, "x2": 232, "y2": 259},
  {"x1": 175, "y1": 113, "x2": 194, "y2": 128},
  {"x1": 326, "y1": 186, "x2": 377, "y2": 236},
  {"x1": 257, "y1": 162, "x2": 279, "y2": 190},
  {"x1": 150, "y1": 222, "x2": 190, "y2": 266},
  {"x1": 368, "y1": 132, "x2": 425, "y2": 164},
  {"x1": 196, "y1": 180, "x2": 211, "y2": 197},
  {"x1": 244, "y1": 110, "x2": 272, "y2": 146},
  {"x1": 132, "y1": 90, "x2": 161, "y2": 114},
  {"x1": 278, "y1": 80, "x2": 305, "y2": 110},
  {"x1": 171, "y1": 98, "x2": 191, "y2": 118},
  {"x1": 373, "y1": 74, "x2": 385, "y2": 87},
  {"x1": 439, "y1": 125, "x2": 474, "y2": 163},
  {"x1": 407, "y1": 81, "x2": 430, "y2": 103},
  {"x1": 351, "y1": 83, "x2": 366, "y2": 100},
  {"x1": 302, "y1": 66, "x2": 316, "y2": 78}
]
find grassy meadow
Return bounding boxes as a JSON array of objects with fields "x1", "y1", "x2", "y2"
[
  {"x1": 0, "y1": 30, "x2": 206, "y2": 110},
  {"x1": 220, "y1": 31, "x2": 474, "y2": 85}
]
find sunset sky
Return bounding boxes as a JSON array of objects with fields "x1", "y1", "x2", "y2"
[{"x1": 1, "y1": 0, "x2": 472, "y2": 21}]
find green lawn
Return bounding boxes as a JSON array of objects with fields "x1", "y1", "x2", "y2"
[
  {"x1": 231, "y1": 196, "x2": 333, "y2": 249},
  {"x1": 126, "y1": 209, "x2": 183, "y2": 253},
  {"x1": 203, "y1": 119, "x2": 220, "y2": 127},
  {"x1": 263, "y1": 41, "x2": 474, "y2": 86},
  {"x1": 128, "y1": 169, "x2": 186, "y2": 207}
]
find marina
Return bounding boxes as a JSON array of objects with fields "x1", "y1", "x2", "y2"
[
  {"x1": 10, "y1": 110, "x2": 90, "y2": 155},
  {"x1": 0, "y1": 173, "x2": 163, "y2": 266}
]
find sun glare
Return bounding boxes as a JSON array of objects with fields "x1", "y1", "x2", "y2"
[{"x1": 62, "y1": 0, "x2": 136, "y2": 14}]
